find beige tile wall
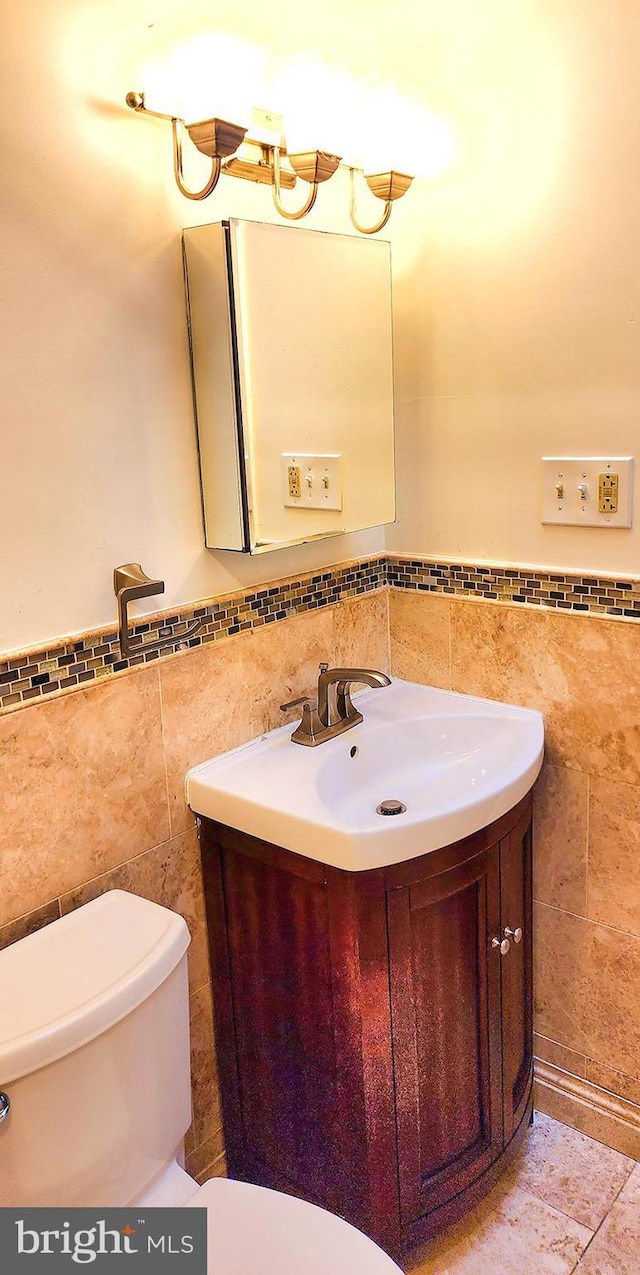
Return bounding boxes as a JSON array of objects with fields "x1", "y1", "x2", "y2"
[
  {"x1": 389, "y1": 589, "x2": 640, "y2": 1113},
  {"x1": 0, "y1": 589, "x2": 390, "y2": 1183},
  {"x1": 4, "y1": 578, "x2": 638, "y2": 1176}
]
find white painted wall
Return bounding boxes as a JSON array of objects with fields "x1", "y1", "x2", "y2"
[
  {"x1": 387, "y1": 1, "x2": 640, "y2": 575},
  {"x1": 0, "y1": 0, "x2": 393, "y2": 655},
  {"x1": 3, "y1": 0, "x2": 640, "y2": 654}
]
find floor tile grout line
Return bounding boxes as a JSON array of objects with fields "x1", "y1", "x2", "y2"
[
  {"x1": 571, "y1": 1213, "x2": 609, "y2": 1268},
  {"x1": 401, "y1": 1184, "x2": 596, "y2": 1275},
  {"x1": 517, "y1": 1189, "x2": 597, "y2": 1235},
  {"x1": 401, "y1": 1165, "x2": 598, "y2": 1273},
  {"x1": 401, "y1": 1115, "x2": 637, "y2": 1275},
  {"x1": 564, "y1": 1157, "x2": 637, "y2": 1271},
  {"x1": 490, "y1": 1171, "x2": 600, "y2": 1243},
  {"x1": 516, "y1": 1111, "x2": 638, "y2": 1234}
]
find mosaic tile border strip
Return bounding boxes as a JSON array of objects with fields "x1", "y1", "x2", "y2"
[
  {"x1": 3, "y1": 553, "x2": 640, "y2": 714},
  {"x1": 0, "y1": 557, "x2": 387, "y2": 712},
  {"x1": 387, "y1": 556, "x2": 640, "y2": 615}
]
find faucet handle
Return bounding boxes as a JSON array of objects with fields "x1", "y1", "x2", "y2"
[
  {"x1": 280, "y1": 695, "x2": 324, "y2": 746},
  {"x1": 280, "y1": 694, "x2": 314, "y2": 712},
  {"x1": 319, "y1": 661, "x2": 329, "y2": 673},
  {"x1": 290, "y1": 699, "x2": 324, "y2": 747}
]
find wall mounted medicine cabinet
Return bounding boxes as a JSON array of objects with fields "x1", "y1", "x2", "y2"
[{"x1": 182, "y1": 219, "x2": 396, "y2": 554}]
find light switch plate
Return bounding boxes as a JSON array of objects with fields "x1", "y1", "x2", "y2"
[
  {"x1": 282, "y1": 453, "x2": 343, "y2": 511},
  {"x1": 541, "y1": 456, "x2": 633, "y2": 527}
]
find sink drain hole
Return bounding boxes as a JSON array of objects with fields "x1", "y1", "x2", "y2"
[{"x1": 376, "y1": 799, "x2": 407, "y2": 817}]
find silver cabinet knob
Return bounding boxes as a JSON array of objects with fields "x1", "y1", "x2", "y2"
[
  {"x1": 504, "y1": 926, "x2": 523, "y2": 944},
  {"x1": 0, "y1": 1092, "x2": 10, "y2": 1123},
  {"x1": 492, "y1": 937, "x2": 511, "y2": 955}
]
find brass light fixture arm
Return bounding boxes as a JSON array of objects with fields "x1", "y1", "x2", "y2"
[
  {"x1": 348, "y1": 168, "x2": 392, "y2": 235},
  {"x1": 125, "y1": 90, "x2": 173, "y2": 122},
  {"x1": 172, "y1": 118, "x2": 222, "y2": 200},
  {"x1": 271, "y1": 146, "x2": 318, "y2": 220},
  {"x1": 114, "y1": 563, "x2": 202, "y2": 659},
  {"x1": 127, "y1": 91, "x2": 414, "y2": 226},
  {"x1": 126, "y1": 94, "x2": 222, "y2": 200}
]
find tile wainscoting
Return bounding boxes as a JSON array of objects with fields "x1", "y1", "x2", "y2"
[
  {"x1": 386, "y1": 556, "x2": 640, "y2": 617},
  {"x1": 388, "y1": 581, "x2": 640, "y2": 1158},
  {"x1": 3, "y1": 553, "x2": 639, "y2": 715},
  {"x1": 0, "y1": 557, "x2": 387, "y2": 713},
  {"x1": 2, "y1": 552, "x2": 640, "y2": 1175},
  {"x1": 0, "y1": 579, "x2": 389, "y2": 1184}
]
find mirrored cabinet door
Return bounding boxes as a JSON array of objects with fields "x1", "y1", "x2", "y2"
[{"x1": 183, "y1": 219, "x2": 396, "y2": 554}]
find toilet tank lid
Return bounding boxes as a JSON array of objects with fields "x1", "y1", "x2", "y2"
[{"x1": 0, "y1": 891, "x2": 190, "y2": 1085}]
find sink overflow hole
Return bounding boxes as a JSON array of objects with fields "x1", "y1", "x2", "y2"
[
  {"x1": 350, "y1": 745, "x2": 358, "y2": 759},
  {"x1": 376, "y1": 799, "x2": 407, "y2": 817}
]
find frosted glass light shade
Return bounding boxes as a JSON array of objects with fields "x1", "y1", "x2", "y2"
[
  {"x1": 267, "y1": 52, "x2": 366, "y2": 164},
  {"x1": 358, "y1": 82, "x2": 456, "y2": 180},
  {"x1": 144, "y1": 35, "x2": 267, "y2": 127}
]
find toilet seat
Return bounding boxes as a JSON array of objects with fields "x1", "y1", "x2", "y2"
[{"x1": 183, "y1": 1178, "x2": 402, "y2": 1274}]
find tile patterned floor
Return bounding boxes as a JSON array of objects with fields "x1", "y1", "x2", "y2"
[{"x1": 404, "y1": 1113, "x2": 639, "y2": 1275}]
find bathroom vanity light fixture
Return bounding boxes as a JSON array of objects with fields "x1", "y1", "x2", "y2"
[{"x1": 125, "y1": 90, "x2": 413, "y2": 233}]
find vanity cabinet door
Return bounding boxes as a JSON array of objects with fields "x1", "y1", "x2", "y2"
[
  {"x1": 499, "y1": 807, "x2": 534, "y2": 1143},
  {"x1": 387, "y1": 844, "x2": 504, "y2": 1227},
  {"x1": 201, "y1": 796, "x2": 534, "y2": 1256},
  {"x1": 206, "y1": 833, "x2": 364, "y2": 1219}
]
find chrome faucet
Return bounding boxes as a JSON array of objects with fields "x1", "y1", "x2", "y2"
[{"x1": 281, "y1": 662, "x2": 391, "y2": 747}]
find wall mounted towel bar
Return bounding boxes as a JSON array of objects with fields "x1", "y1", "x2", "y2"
[{"x1": 114, "y1": 563, "x2": 203, "y2": 658}]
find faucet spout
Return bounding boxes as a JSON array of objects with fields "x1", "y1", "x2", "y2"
[
  {"x1": 286, "y1": 664, "x2": 390, "y2": 747},
  {"x1": 318, "y1": 665, "x2": 391, "y2": 729}
]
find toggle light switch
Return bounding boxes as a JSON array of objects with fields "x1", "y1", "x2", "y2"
[
  {"x1": 282, "y1": 453, "x2": 343, "y2": 511},
  {"x1": 541, "y1": 457, "x2": 633, "y2": 527}
]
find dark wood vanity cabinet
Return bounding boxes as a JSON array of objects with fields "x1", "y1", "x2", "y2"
[{"x1": 199, "y1": 793, "x2": 533, "y2": 1258}]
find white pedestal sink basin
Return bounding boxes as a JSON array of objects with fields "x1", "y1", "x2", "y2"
[{"x1": 185, "y1": 679, "x2": 544, "y2": 871}]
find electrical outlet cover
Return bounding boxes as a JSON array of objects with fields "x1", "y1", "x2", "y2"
[
  {"x1": 541, "y1": 456, "x2": 633, "y2": 527},
  {"x1": 282, "y1": 454, "x2": 342, "y2": 511}
]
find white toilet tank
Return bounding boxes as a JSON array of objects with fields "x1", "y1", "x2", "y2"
[{"x1": 0, "y1": 890, "x2": 192, "y2": 1207}]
